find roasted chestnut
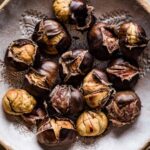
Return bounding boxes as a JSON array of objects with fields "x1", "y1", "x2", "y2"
[
  {"x1": 32, "y1": 18, "x2": 71, "y2": 55},
  {"x1": 81, "y1": 69, "x2": 115, "y2": 109},
  {"x1": 88, "y1": 23, "x2": 119, "y2": 60},
  {"x1": 25, "y1": 60, "x2": 59, "y2": 97},
  {"x1": 106, "y1": 58, "x2": 140, "y2": 90},
  {"x1": 119, "y1": 22, "x2": 148, "y2": 60},
  {"x1": 5, "y1": 39, "x2": 39, "y2": 71},
  {"x1": 48, "y1": 85, "x2": 84, "y2": 115},
  {"x1": 106, "y1": 91, "x2": 141, "y2": 127},
  {"x1": 59, "y1": 49, "x2": 93, "y2": 85},
  {"x1": 53, "y1": 0, "x2": 95, "y2": 30},
  {"x1": 2, "y1": 89, "x2": 36, "y2": 115},
  {"x1": 76, "y1": 111, "x2": 108, "y2": 137},
  {"x1": 37, "y1": 117, "x2": 77, "y2": 147}
]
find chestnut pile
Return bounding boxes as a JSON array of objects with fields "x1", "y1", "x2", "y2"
[{"x1": 2, "y1": 0, "x2": 148, "y2": 148}]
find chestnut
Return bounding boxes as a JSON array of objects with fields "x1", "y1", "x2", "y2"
[
  {"x1": 59, "y1": 49, "x2": 94, "y2": 85},
  {"x1": 25, "y1": 60, "x2": 59, "y2": 97},
  {"x1": 53, "y1": 0, "x2": 95, "y2": 30},
  {"x1": 76, "y1": 111, "x2": 108, "y2": 137},
  {"x1": 2, "y1": 89, "x2": 36, "y2": 116},
  {"x1": 32, "y1": 18, "x2": 71, "y2": 55},
  {"x1": 106, "y1": 58, "x2": 140, "y2": 90},
  {"x1": 48, "y1": 85, "x2": 84, "y2": 115},
  {"x1": 87, "y1": 23, "x2": 119, "y2": 60},
  {"x1": 119, "y1": 22, "x2": 148, "y2": 60},
  {"x1": 5, "y1": 39, "x2": 39, "y2": 71},
  {"x1": 106, "y1": 91, "x2": 141, "y2": 127},
  {"x1": 81, "y1": 69, "x2": 115, "y2": 109},
  {"x1": 37, "y1": 117, "x2": 77, "y2": 147}
]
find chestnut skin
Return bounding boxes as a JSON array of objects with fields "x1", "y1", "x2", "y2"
[
  {"x1": 37, "y1": 117, "x2": 77, "y2": 147},
  {"x1": 25, "y1": 60, "x2": 59, "y2": 97},
  {"x1": 59, "y1": 49, "x2": 94, "y2": 85},
  {"x1": 106, "y1": 91, "x2": 141, "y2": 127},
  {"x1": 5, "y1": 39, "x2": 39, "y2": 71},
  {"x1": 32, "y1": 18, "x2": 71, "y2": 55},
  {"x1": 119, "y1": 22, "x2": 148, "y2": 60},
  {"x1": 106, "y1": 58, "x2": 140, "y2": 90},
  {"x1": 88, "y1": 23, "x2": 119, "y2": 60}
]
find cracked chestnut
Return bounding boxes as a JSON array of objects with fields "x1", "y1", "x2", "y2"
[
  {"x1": 76, "y1": 111, "x2": 108, "y2": 137},
  {"x1": 2, "y1": 89, "x2": 36, "y2": 116},
  {"x1": 5, "y1": 39, "x2": 39, "y2": 71},
  {"x1": 106, "y1": 58, "x2": 140, "y2": 90},
  {"x1": 32, "y1": 18, "x2": 71, "y2": 55},
  {"x1": 119, "y1": 22, "x2": 148, "y2": 60},
  {"x1": 59, "y1": 49, "x2": 94, "y2": 85},
  {"x1": 88, "y1": 23, "x2": 119, "y2": 60},
  {"x1": 106, "y1": 91, "x2": 141, "y2": 127},
  {"x1": 25, "y1": 60, "x2": 59, "y2": 97},
  {"x1": 81, "y1": 69, "x2": 115, "y2": 109},
  {"x1": 37, "y1": 117, "x2": 77, "y2": 147}
]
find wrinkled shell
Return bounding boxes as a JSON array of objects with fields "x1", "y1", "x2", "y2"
[
  {"x1": 32, "y1": 19, "x2": 71, "y2": 55},
  {"x1": 76, "y1": 111, "x2": 108, "y2": 137},
  {"x1": 106, "y1": 91, "x2": 141, "y2": 127},
  {"x1": 82, "y1": 69, "x2": 115, "y2": 108},
  {"x1": 88, "y1": 23, "x2": 119, "y2": 60},
  {"x1": 49, "y1": 85, "x2": 84, "y2": 115},
  {"x1": 2, "y1": 89, "x2": 36, "y2": 115},
  {"x1": 37, "y1": 117, "x2": 77, "y2": 147}
]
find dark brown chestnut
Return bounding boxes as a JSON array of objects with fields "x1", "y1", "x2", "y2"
[
  {"x1": 106, "y1": 91, "x2": 141, "y2": 127},
  {"x1": 81, "y1": 69, "x2": 115, "y2": 109},
  {"x1": 53, "y1": 0, "x2": 95, "y2": 31},
  {"x1": 5, "y1": 39, "x2": 39, "y2": 71},
  {"x1": 59, "y1": 49, "x2": 94, "y2": 85},
  {"x1": 32, "y1": 18, "x2": 71, "y2": 55},
  {"x1": 106, "y1": 58, "x2": 140, "y2": 90},
  {"x1": 88, "y1": 23, "x2": 119, "y2": 60},
  {"x1": 48, "y1": 85, "x2": 84, "y2": 115},
  {"x1": 25, "y1": 60, "x2": 59, "y2": 97},
  {"x1": 119, "y1": 22, "x2": 148, "y2": 60},
  {"x1": 37, "y1": 117, "x2": 77, "y2": 147}
]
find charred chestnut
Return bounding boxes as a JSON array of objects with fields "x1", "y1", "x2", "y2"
[
  {"x1": 5, "y1": 39, "x2": 39, "y2": 71},
  {"x1": 106, "y1": 91, "x2": 141, "y2": 127},
  {"x1": 48, "y1": 85, "x2": 84, "y2": 115},
  {"x1": 37, "y1": 117, "x2": 77, "y2": 147},
  {"x1": 2, "y1": 89, "x2": 36, "y2": 115},
  {"x1": 25, "y1": 60, "x2": 59, "y2": 97},
  {"x1": 53, "y1": 0, "x2": 95, "y2": 30},
  {"x1": 88, "y1": 23, "x2": 119, "y2": 60},
  {"x1": 81, "y1": 69, "x2": 115, "y2": 109},
  {"x1": 32, "y1": 18, "x2": 71, "y2": 55},
  {"x1": 119, "y1": 22, "x2": 148, "y2": 60},
  {"x1": 59, "y1": 49, "x2": 93, "y2": 85},
  {"x1": 106, "y1": 58, "x2": 139, "y2": 90},
  {"x1": 76, "y1": 111, "x2": 108, "y2": 137}
]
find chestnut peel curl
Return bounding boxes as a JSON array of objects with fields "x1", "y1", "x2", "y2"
[
  {"x1": 37, "y1": 117, "x2": 77, "y2": 147},
  {"x1": 32, "y1": 19, "x2": 71, "y2": 55},
  {"x1": 106, "y1": 91, "x2": 141, "y2": 127},
  {"x1": 76, "y1": 111, "x2": 108, "y2": 137},
  {"x1": 2, "y1": 89, "x2": 36, "y2": 116},
  {"x1": 88, "y1": 23, "x2": 119, "y2": 60},
  {"x1": 82, "y1": 69, "x2": 115, "y2": 108}
]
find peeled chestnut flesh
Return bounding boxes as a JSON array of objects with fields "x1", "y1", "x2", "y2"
[
  {"x1": 59, "y1": 49, "x2": 93, "y2": 85},
  {"x1": 32, "y1": 18, "x2": 71, "y2": 55},
  {"x1": 88, "y1": 23, "x2": 119, "y2": 60},
  {"x1": 81, "y1": 69, "x2": 115, "y2": 109},
  {"x1": 37, "y1": 117, "x2": 77, "y2": 147},
  {"x1": 5, "y1": 39, "x2": 39, "y2": 71},
  {"x1": 106, "y1": 58, "x2": 140, "y2": 90},
  {"x1": 25, "y1": 60, "x2": 59, "y2": 97},
  {"x1": 106, "y1": 91, "x2": 141, "y2": 127}
]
